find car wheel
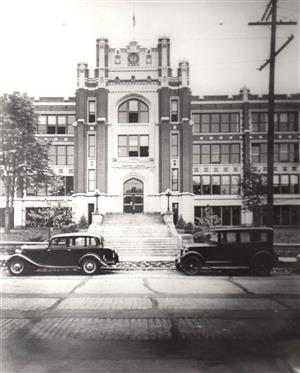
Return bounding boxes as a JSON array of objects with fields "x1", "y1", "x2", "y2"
[
  {"x1": 251, "y1": 253, "x2": 274, "y2": 276},
  {"x1": 181, "y1": 256, "x2": 203, "y2": 276},
  {"x1": 8, "y1": 258, "x2": 27, "y2": 276},
  {"x1": 81, "y1": 258, "x2": 99, "y2": 275}
]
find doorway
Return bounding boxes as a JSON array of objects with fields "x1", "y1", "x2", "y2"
[{"x1": 123, "y1": 178, "x2": 144, "y2": 213}]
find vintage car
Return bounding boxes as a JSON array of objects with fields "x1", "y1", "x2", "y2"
[
  {"x1": 6, "y1": 233, "x2": 119, "y2": 276},
  {"x1": 175, "y1": 227, "x2": 277, "y2": 276}
]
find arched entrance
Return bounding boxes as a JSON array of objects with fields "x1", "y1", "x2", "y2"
[{"x1": 123, "y1": 178, "x2": 144, "y2": 213}]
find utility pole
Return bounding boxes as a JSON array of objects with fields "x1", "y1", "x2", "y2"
[{"x1": 249, "y1": 0, "x2": 297, "y2": 227}]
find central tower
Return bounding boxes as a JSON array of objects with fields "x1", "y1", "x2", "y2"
[{"x1": 73, "y1": 37, "x2": 193, "y2": 221}]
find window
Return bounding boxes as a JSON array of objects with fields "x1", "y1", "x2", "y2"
[
  {"x1": 170, "y1": 98, "x2": 179, "y2": 122},
  {"x1": 194, "y1": 206, "x2": 241, "y2": 226},
  {"x1": 67, "y1": 115, "x2": 75, "y2": 135},
  {"x1": 88, "y1": 134, "x2": 96, "y2": 157},
  {"x1": 26, "y1": 176, "x2": 73, "y2": 197},
  {"x1": 251, "y1": 112, "x2": 298, "y2": 132},
  {"x1": 171, "y1": 169, "x2": 179, "y2": 191},
  {"x1": 274, "y1": 143, "x2": 299, "y2": 163},
  {"x1": 273, "y1": 206, "x2": 300, "y2": 226},
  {"x1": 146, "y1": 54, "x2": 152, "y2": 64},
  {"x1": 38, "y1": 115, "x2": 47, "y2": 134},
  {"x1": 171, "y1": 133, "x2": 179, "y2": 157},
  {"x1": 115, "y1": 54, "x2": 121, "y2": 65},
  {"x1": 193, "y1": 175, "x2": 240, "y2": 195},
  {"x1": 48, "y1": 145, "x2": 74, "y2": 165},
  {"x1": 251, "y1": 143, "x2": 268, "y2": 163},
  {"x1": 273, "y1": 174, "x2": 299, "y2": 194},
  {"x1": 192, "y1": 113, "x2": 240, "y2": 133},
  {"x1": 88, "y1": 170, "x2": 95, "y2": 192},
  {"x1": 88, "y1": 100, "x2": 96, "y2": 123},
  {"x1": 118, "y1": 99, "x2": 149, "y2": 123},
  {"x1": 192, "y1": 144, "x2": 240, "y2": 164},
  {"x1": 240, "y1": 231, "x2": 251, "y2": 243},
  {"x1": 42, "y1": 115, "x2": 74, "y2": 134},
  {"x1": 118, "y1": 135, "x2": 149, "y2": 157}
]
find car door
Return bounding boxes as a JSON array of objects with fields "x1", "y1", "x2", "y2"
[
  {"x1": 44, "y1": 237, "x2": 74, "y2": 266},
  {"x1": 213, "y1": 231, "x2": 238, "y2": 265}
]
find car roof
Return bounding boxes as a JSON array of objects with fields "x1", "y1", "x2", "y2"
[
  {"x1": 211, "y1": 227, "x2": 273, "y2": 232},
  {"x1": 50, "y1": 233, "x2": 103, "y2": 240}
]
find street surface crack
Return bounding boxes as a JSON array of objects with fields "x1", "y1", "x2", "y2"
[
  {"x1": 45, "y1": 277, "x2": 90, "y2": 311},
  {"x1": 227, "y1": 278, "x2": 254, "y2": 295},
  {"x1": 142, "y1": 277, "x2": 162, "y2": 294},
  {"x1": 149, "y1": 296, "x2": 159, "y2": 309}
]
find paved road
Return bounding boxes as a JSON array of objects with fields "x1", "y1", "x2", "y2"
[{"x1": 1, "y1": 269, "x2": 300, "y2": 373}]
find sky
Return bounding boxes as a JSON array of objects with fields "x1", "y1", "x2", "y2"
[{"x1": 0, "y1": 0, "x2": 299, "y2": 97}]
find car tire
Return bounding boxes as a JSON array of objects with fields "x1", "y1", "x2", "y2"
[
  {"x1": 81, "y1": 257, "x2": 99, "y2": 275},
  {"x1": 181, "y1": 256, "x2": 203, "y2": 276},
  {"x1": 8, "y1": 258, "x2": 28, "y2": 276},
  {"x1": 251, "y1": 252, "x2": 274, "y2": 276}
]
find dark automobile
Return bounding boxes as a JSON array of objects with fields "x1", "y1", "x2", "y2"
[
  {"x1": 7, "y1": 233, "x2": 119, "y2": 276},
  {"x1": 175, "y1": 227, "x2": 277, "y2": 276}
]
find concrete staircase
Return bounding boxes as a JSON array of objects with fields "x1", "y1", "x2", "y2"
[{"x1": 88, "y1": 213, "x2": 179, "y2": 261}]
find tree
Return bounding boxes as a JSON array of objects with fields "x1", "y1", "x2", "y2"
[
  {"x1": 238, "y1": 167, "x2": 268, "y2": 226},
  {"x1": 78, "y1": 215, "x2": 89, "y2": 229},
  {"x1": 26, "y1": 202, "x2": 78, "y2": 238},
  {"x1": 0, "y1": 93, "x2": 51, "y2": 232},
  {"x1": 194, "y1": 206, "x2": 221, "y2": 230}
]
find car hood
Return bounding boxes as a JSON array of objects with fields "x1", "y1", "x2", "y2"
[
  {"x1": 20, "y1": 244, "x2": 48, "y2": 250},
  {"x1": 183, "y1": 242, "x2": 216, "y2": 249}
]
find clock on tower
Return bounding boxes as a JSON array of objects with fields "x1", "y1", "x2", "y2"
[{"x1": 128, "y1": 52, "x2": 139, "y2": 66}]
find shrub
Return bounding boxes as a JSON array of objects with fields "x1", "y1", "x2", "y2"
[
  {"x1": 176, "y1": 215, "x2": 186, "y2": 229},
  {"x1": 184, "y1": 222, "x2": 194, "y2": 233},
  {"x1": 78, "y1": 215, "x2": 89, "y2": 229}
]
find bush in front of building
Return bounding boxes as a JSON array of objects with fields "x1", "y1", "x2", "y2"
[
  {"x1": 78, "y1": 215, "x2": 89, "y2": 230},
  {"x1": 184, "y1": 222, "x2": 194, "y2": 233},
  {"x1": 176, "y1": 215, "x2": 186, "y2": 230}
]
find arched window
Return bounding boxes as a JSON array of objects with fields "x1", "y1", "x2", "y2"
[{"x1": 118, "y1": 99, "x2": 149, "y2": 123}]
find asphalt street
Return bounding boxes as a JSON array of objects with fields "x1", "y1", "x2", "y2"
[{"x1": 1, "y1": 269, "x2": 300, "y2": 373}]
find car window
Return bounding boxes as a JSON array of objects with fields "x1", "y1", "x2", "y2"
[
  {"x1": 207, "y1": 232, "x2": 218, "y2": 244},
  {"x1": 220, "y1": 232, "x2": 236, "y2": 244},
  {"x1": 50, "y1": 238, "x2": 67, "y2": 247},
  {"x1": 240, "y1": 232, "x2": 251, "y2": 243},
  {"x1": 252, "y1": 231, "x2": 268, "y2": 243},
  {"x1": 86, "y1": 237, "x2": 97, "y2": 246}
]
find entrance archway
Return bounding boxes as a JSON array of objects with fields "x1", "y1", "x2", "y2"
[{"x1": 123, "y1": 178, "x2": 144, "y2": 213}]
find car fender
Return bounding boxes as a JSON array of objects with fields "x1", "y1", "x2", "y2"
[
  {"x1": 79, "y1": 253, "x2": 108, "y2": 267},
  {"x1": 251, "y1": 250, "x2": 275, "y2": 263},
  {"x1": 7, "y1": 254, "x2": 42, "y2": 268},
  {"x1": 181, "y1": 251, "x2": 206, "y2": 264}
]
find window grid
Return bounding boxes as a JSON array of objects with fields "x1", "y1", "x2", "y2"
[
  {"x1": 26, "y1": 176, "x2": 73, "y2": 196},
  {"x1": 48, "y1": 145, "x2": 74, "y2": 165},
  {"x1": 193, "y1": 175, "x2": 240, "y2": 195},
  {"x1": 194, "y1": 206, "x2": 241, "y2": 226},
  {"x1": 38, "y1": 115, "x2": 75, "y2": 134},
  {"x1": 88, "y1": 134, "x2": 96, "y2": 158},
  {"x1": 251, "y1": 111, "x2": 298, "y2": 132},
  {"x1": 273, "y1": 174, "x2": 299, "y2": 194},
  {"x1": 118, "y1": 99, "x2": 149, "y2": 123},
  {"x1": 171, "y1": 169, "x2": 179, "y2": 191},
  {"x1": 252, "y1": 143, "x2": 299, "y2": 163},
  {"x1": 192, "y1": 144, "x2": 240, "y2": 164},
  {"x1": 192, "y1": 113, "x2": 240, "y2": 133},
  {"x1": 118, "y1": 135, "x2": 149, "y2": 158},
  {"x1": 171, "y1": 133, "x2": 179, "y2": 157},
  {"x1": 88, "y1": 100, "x2": 96, "y2": 123},
  {"x1": 88, "y1": 170, "x2": 95, "y2": 192},
  {"x1": 170, "y1": 98, "x2": 179, "y2": 123}
]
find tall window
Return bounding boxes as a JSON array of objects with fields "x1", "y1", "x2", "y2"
[
  {"x1": 192, "y1": 144, "x2": 240, "y2": 164},
  {"x1": 118, "y1": 135, "x2": 149, "y2": 157},
  {"x1": 88, "y1": 100, "x2": 96, "y2": 123},
  {"x1": 171, "y1": 169, "x2": 179, "y2": 191},
  {"x1": 192, "y1": 113, "x2": 240, "y2": 133},
  {"x1": 38, "y1": 115, "x2": 75, "y2": 135},
  {"x1": 118, "y1": 99, "x2": 149, "y2": 123},
  {"x1": 251, "y1": 143, "x2": 268, "y2": 163},
  {"x1": 170, "y1": 98, "x2": 179, "y2": 122},
  {"x1": 88, "y1": 134, "x2": 96, "y2": 157},
  {"x1": 171, "y1": 133, "x2": 179, "y2": 157},
  {"x1": 88, "y1": 170, "x2": 95, "y2": 192}
]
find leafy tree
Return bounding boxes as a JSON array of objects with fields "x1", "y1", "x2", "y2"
[
  {"x1": 238, "y1": 167, "x2": 268, "y2": 226},
  {"x1": 26, "y1": 202, "x2": 78, "y2": 238},
  {"x1": 194, "y1": 206, "x2": 221, "y2": 230},
  {"x1": 0, "y1": 93, "x2": 51, "y2": 232}
]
